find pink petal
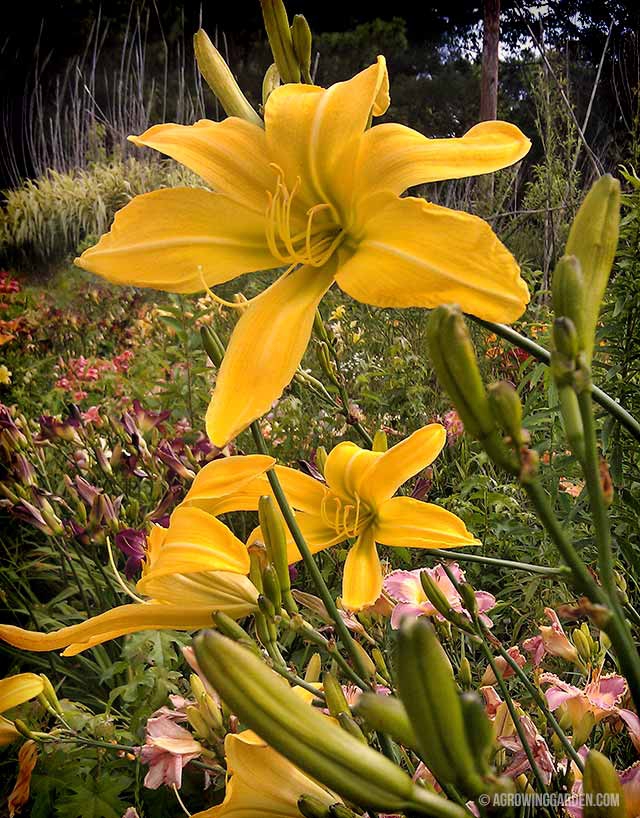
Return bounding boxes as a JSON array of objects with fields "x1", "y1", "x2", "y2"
[
  {"x1": 383, "y1": 570, "x2": 425, "y2": 604},
  {"x1": 523, "y1": 635, "x2": 545, "y2": 667},
  {"x1": 390, "y1": 602, "x2": 428, "y2": 629},
  {"x1": 618, "y1": 708, "x2": 640, "y2": 751},
  {"x1": 475, "y1": 591, "x2": 496, "y2": 614}
]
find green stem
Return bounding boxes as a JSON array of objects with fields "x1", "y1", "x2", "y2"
[
  {"x1": 424, "y1": 548, "x2": 570, "y2": 577},
  {"x1": 251, "y1": 422, "x2": 372, "y2": 688},
  {"x1": 471, "y1": 317, "x2": 640, "y2": 443}
]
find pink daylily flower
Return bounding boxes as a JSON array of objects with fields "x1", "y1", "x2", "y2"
[
  {"x1": 522, "y1": 607, "x2": 579, "y2": 667},
  {"x1": 541, "y1": 671, "x2": 640, "y2": 751},
  {"x1": 383, "y1": 563, "x2": 496, "y2": 630},
  {"x1": 137, "y1": 715, "x2": 202, "y2": 789}
]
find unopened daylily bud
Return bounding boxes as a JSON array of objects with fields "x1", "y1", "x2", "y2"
[
  {"x1": 371, "y1": 647, "x2": 390, "y2": 679},
  {"x1": 552, "y1": 255, "x2": 586, "y2": 346},
  {"x1": 194, "y1": 631, "x2": 462, "y2": 815},
  {"x1": 258, "y1": 593, "x2": 277, "y2": 621},
  {"x1": 316, "y1": 446, "x2": 328, "y2": 475},
  {"x1": 459, "y1": 692, "x2": 492, "y2": 776},
  {"x1": 260, "y1": 0, "x2": 301, "y2": 83},
  {"x1": 248, "y1": 543, "x2": 268, "y2": 591},
  {"x1": 397, "y1": 619, "x2": 485, "y2": 797},
  {"x1": 262, "y1": 62, "x2": 281, "y2": 105},
  {"x1": 194, "y1": 29, "x2": 262, "y2": 126},
  {"x1": 263, "y1": 564, "x2": 282, "y2": 613},
  {"x1": 12, "y1": 719, "x2": 35, "y2": 740},
  {"x1": 553, "y1": 317, "x2": 580, "y2": 367},
  {"x1": 572, "y1": 626, "x2": 593, "y2": 666},
  {"x1": 351, "y1": 642, "x2": 376, "y2": 679},
  {"x1": 573, "y1": 711, "x2": 596, "y2": 750},
  {"x1": 329, "y1": 805, "x2": 359, "y2": 818},
  {"x1": 458, "y1": 657, "x2": 473, "y2": 689},
  {"x1": 487, "y1": 381, "x2": 524, "y2": 446},
  {"x1": 353, "y1": 694, "x2": 417, "y2": 749},
  {"x1": 337, "y1": 712, "x2": 366, "y2": 742},
  {"x1": 565, "y1": 175, "x2": 621, "y2": 365},
  {"x1": 317, "y1": 341, "x2": 339, "y2": 386},
  {"x1": 190, "y1": 672, "x2": 207, "y2": 703},
  {"x1": 258, "y1": 495, "x2": 296, "y2": 612},
  {"x1": 305, "y1": 652, "x2": 322, "y2": 682},
  {"x1": 291, "y1": 14, "x2": 312, "y2": 82},
  {"x1": 186, "y1": 705, "x2": 211, "y2": 740},
  {"x1": 298, "y1": 795, "x2": 331, "y2": 818},
  {"x1": 200, "y1": 325, "x2": 226, "y2": 367},
  {"x1": 583, "y1": 750, "x2": 626, "y2": 818},
  {"x1": 427, "y1": 307, "x2": 517, "y2": 473},
  {"x1": 39, "y1": 674, "x2": 62, "y2": 715},
  {"x1": 420, "y1": 571, "x2": 454, "y2": 619},
  {"x1": 372, "y1": 430, "x2": 388, "y2": 453},
  {"x1": 212, "y1": 611, "x2": 261, "y2": 655},
  {"x1": 322, "y1": 672, "x2": 350, "y2": 718}
]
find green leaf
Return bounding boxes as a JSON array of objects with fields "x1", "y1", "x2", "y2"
[{"x1": 56, "y1": 774, "x2": 132, "y2": 818}]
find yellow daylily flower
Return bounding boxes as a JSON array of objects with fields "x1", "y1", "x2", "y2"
[
  {"x1": 192, "y1": 730, "x2": 340, "y2": 818},
  {"x1": 0, "y1": 456, "x2": 274, "y2": 655},
  {"x1": 0, "y1": 673, "x2": 44, "y2": 747},
  {"x1": 75, "y1": 57, "x2": 531, "y2": 447},
  {"x1": 184, "y1": 425, "x2": 480, "y2": 611}
]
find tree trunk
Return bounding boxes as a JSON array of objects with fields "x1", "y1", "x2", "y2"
[{"x1": 480, "y1": 0, "x2": 500, "y2": 121}]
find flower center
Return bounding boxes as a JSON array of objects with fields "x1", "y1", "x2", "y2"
[
  {"x1": 265, "y1": 165, "x2": 345, "y2": 268},
  {"x1": 320, "y1": 491, "x2": 371, "y2": 540}
]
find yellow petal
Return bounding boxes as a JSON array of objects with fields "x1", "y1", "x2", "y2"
[
  {"x1": 362, "y1": 424, "x2": 446, "y2": 505},
  {"x1": 205, "y1": 263, "x2": 336, "y2": 447},
  {"x1": 0, "y1": 604, "x2": 220, "y2": 656},
  {"x1": 337, "y1": 193, "x2": 529, "y2": 323},
  {"x1": 323, "y1": 441, "x2": 381, "y2": 502},
  {"x1": 182, "y1": 455, "x2": 275, "y2": 512},
  {"x1": 264, "y1": 56, "x2": 389, "y2": 214},
  {"x1": 142, "y1": 506, "x2": 250, "y2": 579},
  {"x1": 354, "y1": 120, "x2": 531, "y2": 199},
  {"x1": 375, "y1": 496, "x2": 480, "y2": 549},
  {"x1": 0, "y1": 674, "x2": 44, "y2": 715},
  {"x1": 138, "y1": 570, "x2": 258, "y2": 612},
  {"x1": 0, "y1": 716, "x2": 20, "y2": 747},
  {"x1": 341, "y1": 529, "x2": 382, "y2": 611},
  {"x1": 129, "y1": 118, "x2": 275, "y2": 212},
  {"x1": 75, "y1": 187, "x2": 276, "y2": 292},
  {"x1": 275, "y1": 465, "x2": 329, "y2": 514}
]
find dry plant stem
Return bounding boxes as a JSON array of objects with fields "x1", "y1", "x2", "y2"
[
  {"x1": 471, "y1": 317, "x2": 640, "y2": 442},
  {"x1": 250, "y1": 421, "x2": 371, "y2": 689}
]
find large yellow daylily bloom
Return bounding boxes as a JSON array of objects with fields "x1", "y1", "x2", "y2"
[
  {"x1": 75, "y1": 57, "x2": 531, "y2": 447},
  {"x1": 184, "y1": 425, "x2": 479, "y2": 610},
  {"x1": 0, "y1": 673, "x2": 44, "y2": 746},
  {"x1": 0, "y1": 456, "x2": 273, "y2": 656},
  {"x1": 192, "y1": 730, "x2": 340, "y2": 818}
]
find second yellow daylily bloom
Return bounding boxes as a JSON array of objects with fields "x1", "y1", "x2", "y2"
[
  {"x1": 192, "y1": 730, "x2": 340, "y2": 818},
  {"x1": 0, "y1": 673, "x2": 44, "y2": 746},
  {"x1": 75, "y1": 56, "x2": 531, "y2": 447},
  {"x1": 184, "y1": 425, "x2": 479, "y2": 610},
  {"x1": 0, "y1": 456, "x2": 274, "y2": 656}
]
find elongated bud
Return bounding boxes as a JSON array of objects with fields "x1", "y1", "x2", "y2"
[
  {"x1": 583, "y1": 750, "x2": 625, "y2": 818},
  {"x1": 351, "y1": 642, "x2": 376, "y2": 679},
  {"x1": 553, "y1": 317, "x2": 580, "y2": 366},
  {"x1": 371, "y1": 647, "x2": 390, "y2": 679},
  {"x1": 186, "y1": 705, "x2": 211, "y2": 740},
  {"x1": 193, "y1": 631, "x2": 463, "y2": 815},
  {"x1": 212, "y1": 611, "x2": 261, "y2": 655},
  {"x1": 329, "y1": 805, "x2": 359, "y2": 818},
  {"x1": 322, "y1": 672, "x2": 350, "y2": 717},
  {"x1": 487, "y1": 381, "x2": 524, "y2": 446},
  {"x1": 572, "y1": 627, "x2": 593, "y2": 666},
  {"x1": 565, "y1": 175, "x2": 621, "y2": 364},
  {"x1": 305, "y1": 652, "x2": 322, "y2": 682},
  {"x1": 337, "y1": 712, "x2": 366, "y2": 742},
  {"x1": 13, "y1": 719, "x2": 35, "y2": 740},
  {"x1": 316, "y1": 446, "x2": 328, "y2": 475},
  {"x1": 298, "y1": 795, "x2": 331, "y2": 818},
  {"x1": 397, "y1": 619, "x2": 485, "y2": 797},
  {"x1": 458, "y1": 657, "x2": 473, "y2": 689},
  {"x1": 258, "y1": 495, "x2": 296, "y2": 612},
  {"x1": 291, "y1": 14, "x2": 312, "y2": 82},
  {"x1": 420, "y1": 571, "x2": 453, "y2": 619},
  {"x1": 353, "y1": 694, "x2": 417, "y2": 749},
  {"x1": 427, "y1": 307, "x2": 517, "y2": 473},
  {"x1": 263, "y1": 564, "x2": 283, "y2": 613},
  {"x1": 262, "y1": 62, "x2": 280, "y2": 105},
  {"x1": 200, "y1": 325, "x2": 226, "y2": 367},
  {"x1": 260, "y1": 0, "x2": 301, "y2": 83},
  {"x1": 39, "y1": 674, "x2": 63, "y2": 715},
  {"x1": 552, "y1": 255, "x2": 586, "y2": 346},
  {"x1": 190, "y1": 673, "x2": 207, "y2": 703},
  {"x1": 258, "y1": 593, "x2": 277, "y2": 621},
  {"x1": 372, "y1": 430, "x2": 388, "y2": 453},
  {"x1": 317, "y1": 341, "x2": 339, "y2": 386},
  {"x1": 249, "y1": 543, "x2": 267, "y2": 592},
  {"x1": 194, "y1": 29, "x2": 262, "y2": 125},
  {"x1": 459, "y1": 692, "x2": 492, "y2": 775}
]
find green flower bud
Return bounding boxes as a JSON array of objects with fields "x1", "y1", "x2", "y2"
[
  {"x1": 371, "y1": 647, "x2": 390, "y2": 679},
  {"x1": 583, "y1": 750, "x2": 626, "y2": 818},
  {"x1": 39, "y1": 674, "x2": 63, "y2": 715},
  {"x1": 337, "y1": 712, "x2": 366, "y2": 742},
  {"x1": 212, "y1": 611, "x2": 262, "y2": 655},
  {"x1": 291, "y1": 14, "x2": 313, "y2": 82},
  {"x1": 200, "y1": 325, "x2": 226, "y2": 367},
  {"x1": 458, "y1": 657, "x2": 473, "y2": 690},
  {"x1": 565, "y1": 175, "x2": 621, "y2": 364},
  {"x1": 351, "y1": 642, "x2": 376, "y2": 679},
  {"x1": 263, "y1": 564, "x2": 283, "y2": 613},
  {"x1": 298, "y1": 795, "x2": 331, "y2": 818},
  {"x1": 316, "y1": 446, "x2": 328, "y2": 475},
  {"x1": 552, "y1": 255, "x2": 586, "y2": 346},
  {"x1": 459, "y1": 692, "x2": 492, "y2": 776},
  {"x1": 186, "y1": 705, "x2": 211, "y2": 740},
  {"x1": 553, "y1": 317, "x2": 580, "y2": 366},
  {"x1": 322, "y1": 671, "x2": 350, "y2": 718},
  {"x1": 353, "y1": 693, "x2": 417, "y2": 749},
  {"x1": 487, "y1": 381, "x2": 524, "y2": 446},
  {"x1": 262, "y1": 63, "x2": 281, "y2": 106},
  {"x1": 193, "y1": 29, "x2": 262, "y2": 126},
  {"x1": 420, "y1": 571, "x2": 454, "y2": 619},
  {"x1": 260, "y1": 0, "x2": 301, "y2": 83},
  {"x1": 193, "y1": 630, "x2": 466, "y2": 816},
  {"x1": 259, "y1": 495, "x2": 297, "y2": 612},
  {"x1": 305, "y1": 652, "x2": 322, "y2": 682},
  {"x1": 372, "y1": 430, "x2": 388, "y2": 453}
]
